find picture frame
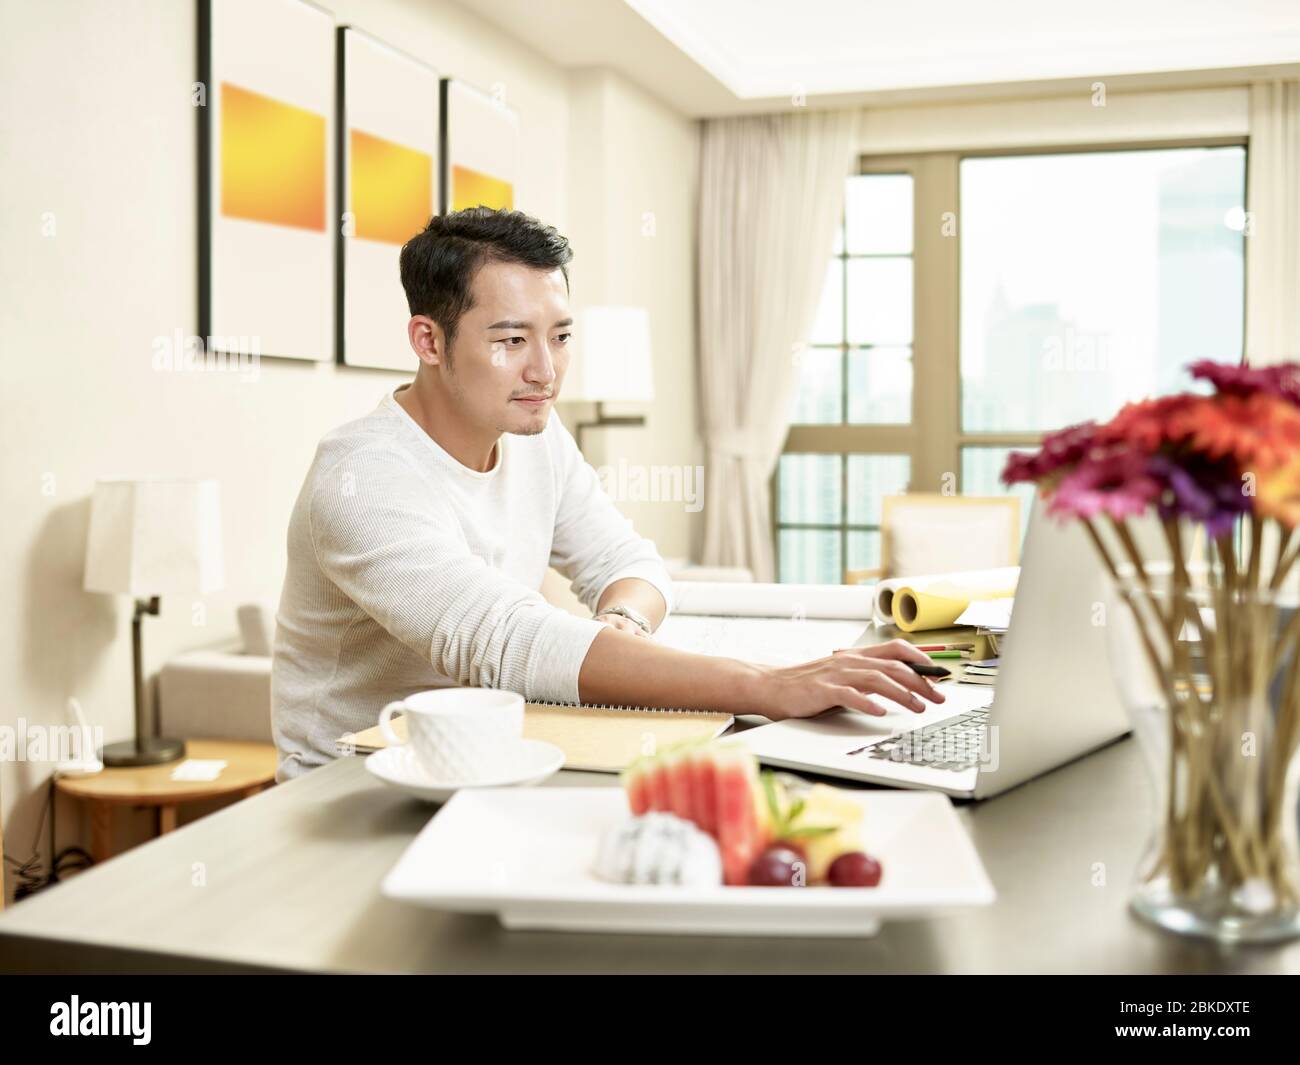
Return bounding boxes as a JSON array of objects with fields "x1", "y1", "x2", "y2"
[
  {"x1": 336, "y1": 26, "x2": 440, "y2": 372},
  {"x1": 197, "y1": 0, "x2": 335, "y2": 363},
  {"x1": 439, "y1": 77, "x2": 519, "y2": 215}
]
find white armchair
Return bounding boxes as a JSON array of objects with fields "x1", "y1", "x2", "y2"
[{"x1": 157, "y1": 601, "x2": 276, "y2": 744}]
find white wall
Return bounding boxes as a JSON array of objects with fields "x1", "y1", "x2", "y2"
[
  {"x1": 561, "y1": 69, "x2": 703, "y2": 562},
  {"x1": 0, "y1": 0, "x2": 700, "y2": 901}
]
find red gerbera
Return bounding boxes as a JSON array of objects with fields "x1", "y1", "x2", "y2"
[
  {"x1": 1001, "y1": 421, "x2": 1100, "y2": 485},
  {"x1": 1094, "y1": 393, "x2": 1198, "y2": 452},
  {"x1": 1165, "y1": 392, "x2": 1300, "y2": 472},
  {"x1": 1189, "y1": 359, "x2": 1300, "y2": 406}
]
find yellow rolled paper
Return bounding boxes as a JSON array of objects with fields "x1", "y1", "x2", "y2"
[{"x1": 890, "y1": 579, "x2": 1018, "y2": 632}]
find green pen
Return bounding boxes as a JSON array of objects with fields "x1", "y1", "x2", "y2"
[{"x1": 926, "y1": 650, "x2": 965, "y2": 659}]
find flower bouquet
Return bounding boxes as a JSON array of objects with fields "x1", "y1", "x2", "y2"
[{"x1": 1003, "y1": 360, "x2": 1300, "y2": 942}]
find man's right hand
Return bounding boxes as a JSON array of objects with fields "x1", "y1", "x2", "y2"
[
  {"x1": 752, "y1": 638, "x2": 947, "y2": 720},
  {"x1": 578, "y1": 631, "x2": 947, "y2": 722}
]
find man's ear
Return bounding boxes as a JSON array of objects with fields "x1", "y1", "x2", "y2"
[{"x1": 408, "y1": 315, "x2": 445, "y2": 367}]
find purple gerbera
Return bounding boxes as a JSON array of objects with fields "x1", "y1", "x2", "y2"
[{"x1": 1149, "y1": 453, "x2": 1252, "y2": 539}]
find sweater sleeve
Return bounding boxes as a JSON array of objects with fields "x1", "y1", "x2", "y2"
[
  {"x1": 308, "y1": 443, "x2": 606, "y2": 704},
  {"x1": 547, "y1": 418, "x2": 675, "y2": 619}
]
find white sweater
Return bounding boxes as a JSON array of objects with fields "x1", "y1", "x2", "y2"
[{"x1": 270, "y1": 390, "x2": 674, "y2": 781}]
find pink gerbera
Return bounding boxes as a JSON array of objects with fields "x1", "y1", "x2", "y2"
[{"x1": 1045, "y1": 452, "x2": 1163, "y2": 522}]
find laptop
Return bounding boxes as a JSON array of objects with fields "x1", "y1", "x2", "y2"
[{"x1": 734, "y1": 499, "x2": 1132, "y2": 800}]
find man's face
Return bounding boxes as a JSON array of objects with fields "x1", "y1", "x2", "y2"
[{"x1": 442, "y1": 260, "x2": 572, "y2": 437}]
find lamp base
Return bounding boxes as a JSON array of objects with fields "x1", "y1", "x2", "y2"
[{"x1": 101, "y1": 736, "x2": 187, "y2": 768}]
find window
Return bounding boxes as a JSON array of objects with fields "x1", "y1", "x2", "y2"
[
  {"x1": 960, "y1": 147, "x2": 1245, "y2": 433},
  {"x1": 959, "y1": 446, "x2": 1036, "y2": 537},
  {"x1": 777, "y1": 142, "x2": 1247, "y2": 582},
  {"x1": 777, "y1": 453, "x2": 911, "y2": 583},
  {"x1": 795, "y1": 173, "x2": 915, "y2": 425},
  {"x1": 778, "y1": 173, "x2": 916, "y2": 583}
]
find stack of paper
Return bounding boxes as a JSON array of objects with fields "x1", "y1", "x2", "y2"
[
  {"x1": 952, "y1": 597, "x2": 1013, "y2": 657},
  {"x1": 959, "y1": 658, "x2": 1000, "y2": 687},
  {"x1": 953, "y1": 597, "x2": 1013, "y2": 631}
]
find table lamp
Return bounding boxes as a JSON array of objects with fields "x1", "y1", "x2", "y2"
[
  {"x1": 564, "y1": 306, "x2": 655, "y2": 453},
  {"x1": 83, "y1": 478, "x2": 224, "y2": 766}
]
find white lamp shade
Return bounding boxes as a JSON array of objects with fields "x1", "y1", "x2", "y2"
[
  {"x1": 563, "y1": 306, "x2": 655, "y2": 403},
  {"x1": 84, "y1": 479, "x2": 225, "y2": 597}
]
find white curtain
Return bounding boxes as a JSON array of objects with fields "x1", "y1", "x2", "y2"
[
  {"x1": 697, "y1": 108, "x2": 862, "y2": 580},
  {"x1": 1246, "y1": 80, "x2": 1300, "y2": 365}
]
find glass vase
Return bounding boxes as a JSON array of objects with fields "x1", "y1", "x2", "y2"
[{"x1": 1106, "y1": 561, "x2": 1300, "y2": 942}]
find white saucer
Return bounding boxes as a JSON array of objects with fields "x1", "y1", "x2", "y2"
[{"x1": 364, "y1": 740, "x2": 565, "y2": 803}]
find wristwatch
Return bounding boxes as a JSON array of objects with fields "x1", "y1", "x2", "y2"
[{"x1": 597, "y1": 604, "x2": 652, "y2": 634}]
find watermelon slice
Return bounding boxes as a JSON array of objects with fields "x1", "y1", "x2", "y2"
[
  {"x1": 712, "y1": 744, "x2": 770, "y2": 886},
  {"x1": 688, "y1": 744, "x2": 718, "y2": 837},
  {"x1": 665, "y1": 742, "x2": 698, "y2": 823},
  {"x1": 646, "y1": 749, "x2": 673, "y2": 811},
  {"x1": 622, "y1": 757, "x2": 653, "y2": 816}
]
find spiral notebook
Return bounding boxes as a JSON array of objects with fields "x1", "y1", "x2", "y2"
[{"x1": 339, "y1": 702, "x2": 734, "y2": 774}]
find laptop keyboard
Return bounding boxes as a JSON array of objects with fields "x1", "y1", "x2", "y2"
[{"x1": 847, "y1": 707, "x2": 991, "y2": 773}]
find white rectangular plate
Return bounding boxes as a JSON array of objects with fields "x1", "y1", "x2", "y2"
[{"x1": 382, "y1": 788, "x2": 995, "y2": 936}]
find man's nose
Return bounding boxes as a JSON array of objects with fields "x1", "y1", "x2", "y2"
[{"x1": 523, "y1": 343, "x2": 557, "y2": 385}]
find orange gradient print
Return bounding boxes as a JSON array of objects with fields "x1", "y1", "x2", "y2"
[
  {"x1": 220, "y1": 82, "x2": 325, "y2": 231},
  {"x1": 451, "y1": 165, "x2": 513, "y2": 212},
  {"x1": 350, "y1": 129, "x2": 432, "y2": 244}
]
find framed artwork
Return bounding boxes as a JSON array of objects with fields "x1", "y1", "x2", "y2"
[
  {"x1": 439, "y1": 78, "x2": 519, "y2": 214},
  {"x1": 336, "y1": 27, "x2": 439, "y2": 371},
  {"x1": 198, "y1": 0, "x2": 334, "y2": 363}
]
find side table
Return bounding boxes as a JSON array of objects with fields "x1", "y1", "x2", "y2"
[{"x1": 55, "y1": 739, "x2": 278, "y2": 863}]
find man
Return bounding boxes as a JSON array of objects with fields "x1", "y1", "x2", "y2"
[{"x1": 271, "y1": 208, "x2": 942, "y2": 781}]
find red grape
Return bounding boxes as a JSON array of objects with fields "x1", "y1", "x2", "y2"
[
  {"x1": 828, "y1": 851, "x2": 882, "y2": 887},
  {"x1": 747, "y1": 846, "x2": 808, "y2": 887}
]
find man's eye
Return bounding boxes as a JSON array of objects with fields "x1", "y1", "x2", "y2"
[
  {"x1": 505, "y1": 336, "x2": 527, "y2": 346},
  {"x1": 555, "y1": 333, "x2": 572, "y2": 344}
]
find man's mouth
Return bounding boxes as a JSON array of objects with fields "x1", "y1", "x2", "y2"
[{"x1": 512, "y1": 394, "x2": 551, "y2": 406}]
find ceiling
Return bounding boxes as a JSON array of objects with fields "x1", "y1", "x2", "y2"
[{"x1": 455, "y1": 0, "x2": 1300, "y2": 116}]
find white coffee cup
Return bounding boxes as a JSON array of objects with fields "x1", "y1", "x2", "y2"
[{"x1": 378, "y1": 688, "x2": 525, "y2": 782}]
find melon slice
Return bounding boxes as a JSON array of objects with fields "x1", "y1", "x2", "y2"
[
  {"x1": 646, "y1": 749, "x2": 673, "y2": 811},
  {"x1": 786, "y1": 784, "x2": 865, "y2": 884},
  {"x1": 688, "y1": 744, "x2": 718, "y2": 837},
  {"x1": 664, "y1": 742, "x2": 698, "y2": 823},
  {"x1": 622, "y1": 757, "x2": 653, "y2": 816},
  {"x1": 712, "y1": 744, "x2": 771, "y2": 885}
]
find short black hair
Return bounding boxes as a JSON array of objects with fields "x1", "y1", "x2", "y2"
[{"x1": 399, "y1": 207, "x2": 573, "y2": 353}]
